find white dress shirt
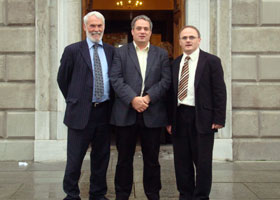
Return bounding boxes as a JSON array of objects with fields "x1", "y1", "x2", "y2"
[
  {"x1": 133, "y1": 41, "x2": 150, "y2": 96},
  {"x1": 178, "y1": 48, "x2": 200, "y2": 106}
]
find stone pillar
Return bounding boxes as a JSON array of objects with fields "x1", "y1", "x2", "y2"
[
  {"x1": 185, "y1": 0, "x2": 233, "y2": 160},
  {"x1": 186, "y1": 0, "x2": 210, "y2": 52},
  {"x1": 34, "y1": 0, "x2": 81, "y2": 161}
]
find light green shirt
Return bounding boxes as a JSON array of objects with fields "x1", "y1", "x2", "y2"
[{"x1": 133, "y1": 41, "x2": 150, "y2": 96}]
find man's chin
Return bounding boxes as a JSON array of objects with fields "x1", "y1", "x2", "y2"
[
  {"x1": 89, "y1": 36, "x2": 103, "y2": 43},
  {"x1": 89, "y1": 38, "x2": 100, "y2": 43}
]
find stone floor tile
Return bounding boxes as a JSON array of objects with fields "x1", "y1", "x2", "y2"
[
  {"x1": 0, "y1": 183, "x2": 22, "y2": 199},
  {"x1": 245, "y1": 183, "x2": 280, "y2": 199},
  {"x1": 9, "y1": 183, "x2": 65, "y2": 199},
  {"x1": 26, "y1": 161, "x2": 66, "y2": 171},
  {"x1": 234, "y1": 161, "x2": 280, "y2": 171},
  {"x1": 213, "y1": 169, "x2": 280, "y2": 183},
  {"x1": 0, "y1": 162, "x2": 29, "y2": 172},
  {"x1": 26, "y1": 171, "x2": 64, "y2": 184},
  {"x1": 210, "y1": 183, "x2": 259, "y2": 200},
  {"x1": 0, "y1": 171, "x2": 32, "y2": 184}
]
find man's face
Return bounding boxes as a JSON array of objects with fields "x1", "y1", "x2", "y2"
[
  {"x1": 131, "y1": 19, "x2": 152, "y2": 46},
  {"x1": 83, "y1": 15, "x2": 104, "y2": 43},
  {"x1": 179, "y1": 27, "x2": 201, "y2": 55}
]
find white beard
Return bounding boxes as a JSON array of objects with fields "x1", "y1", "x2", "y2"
[{"x1": 86, "y1": 30, "x2": 104, "y2": 43}]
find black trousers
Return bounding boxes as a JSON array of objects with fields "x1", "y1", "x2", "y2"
[
  {"x1": 115, "y1": 114, "x2": 162, "y2": 200},
  {"x1": 172, "y1": 105, "x2": 214, "y2": 200},
  {"x1": 63, "y1": 102, "x2": 111, "y2": 200}
]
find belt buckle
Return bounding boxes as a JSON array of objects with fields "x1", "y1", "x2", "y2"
[{"x1": 93, "y1": 102, "x2": 100, "y2": 107}]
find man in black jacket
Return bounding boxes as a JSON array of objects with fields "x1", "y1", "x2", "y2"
[
  {"x1": 167, "y1": 25, "x2": 227, "y2": 200},
  {"x1": 110, "y1": 15, "x2": 171, "y2": 200},
  {"x1": 57, "y1": 11, "x2": 114, "y2": 200}
]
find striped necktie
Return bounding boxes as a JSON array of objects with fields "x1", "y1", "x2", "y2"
[
  {"x1": 93, "y1": 43, "x2": 104, "y2": 100},
  {"x1": 178, "y1": 56, "x2": 191, "y2": 101}
]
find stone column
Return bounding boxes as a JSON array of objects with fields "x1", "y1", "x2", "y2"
[
  {"x1": 185, "y1": 0, "x2": 233, "y2": 161},
  {"x1": 215, "y1": 0, "x2": 232, "y2": 160},
  {"x1": 34, "y1": 0, "x2": 81, "y2": 161}
]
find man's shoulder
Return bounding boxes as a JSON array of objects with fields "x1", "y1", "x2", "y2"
[
  {"x1": 103, "y1": 42, "x2": 115, "y2": 50},
  {"x1": 172, "y1": 54, "x2": 183, "y2": 65},
  {"x1": 150, "y1": 44, "x2": 167, "y2": 54},
  {"x1": 200, "y1": 49, "x2": 220, "y2": 62},
  {"x1": 64, "y1": 40, "x2": 85, "y2": 51}
]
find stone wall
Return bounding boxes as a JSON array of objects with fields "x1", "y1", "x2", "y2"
[
  {"x1": 232, "y1": 0, "x2": 280, "y2": 160},
  {"x1": 1, "y1": 0, "x2": 280, "y2": 161},
  {"x1": 0, "y1": 0, "x2": 35, "y2": 160}
]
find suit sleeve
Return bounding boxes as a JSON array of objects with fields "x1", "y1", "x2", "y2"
[
  {"x1": 57, "y1": 46, "x2": 74, "y2": 99},
  {"x1": 145, "y1": 50, "x2": 171, "y2": 104},
  {"x1": 110, "y1": 48, "x2": 138, "y2": 105},
  {"x1": 210, "y1": 57, "x2": 227, "y2": 126}
]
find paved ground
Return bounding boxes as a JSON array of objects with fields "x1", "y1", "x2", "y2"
[{"x1": 0, "y1": 147, "x2": 280, "y2": 200}]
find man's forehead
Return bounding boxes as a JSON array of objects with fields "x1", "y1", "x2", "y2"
[
  {"x1": 181, "y1": 28, "x2": 198, "y2": 35},
  {"x1": 135, "y1": 19, "x2": 149, "y2": 25}
]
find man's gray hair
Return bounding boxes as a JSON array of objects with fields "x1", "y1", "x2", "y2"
[
  {"x1": 83, "y1": 11, "x2": 105, "y2": 25},
  {"x1": 131, "y1": 15, "x2": 153, "y2": 30}
]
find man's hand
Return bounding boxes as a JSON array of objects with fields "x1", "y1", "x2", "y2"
[
  {"x1": 212, "y1": 124, "x2": 223, "y2": 129},
  {"x1": 142, "y1": 95, "x2": 151, "y2": 104},
  {"x1": 131, "y1": 96, "x2": 149, "y2": 113},
  {"x1": 166, "y1": 125, "x2": 172, "y2": 135}
]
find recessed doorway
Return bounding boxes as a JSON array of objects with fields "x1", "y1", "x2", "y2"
[{"x1": 82, "y1": 0, "x2": 185, "y2": 59}]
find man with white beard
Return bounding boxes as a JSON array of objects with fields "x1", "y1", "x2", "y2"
[{"x1": 57, "y1": 11, "x2": 115, "y2": 200}]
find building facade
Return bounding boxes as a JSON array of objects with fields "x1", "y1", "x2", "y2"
[{"x1": 0, "y1": 0, "x2": 279, "y2": 161}]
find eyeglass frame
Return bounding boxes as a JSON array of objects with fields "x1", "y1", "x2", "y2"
[{"x1": 180, "y1": 36, "x2": 198, "y2": 41}]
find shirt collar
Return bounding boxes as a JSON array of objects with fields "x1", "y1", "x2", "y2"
[
  {"x1": 86, "y1": 37, "x2": 103, "y2": 49},
  {"x1": 183, "y1": 48, "x2": 200, "y2": 61},
  {"x1": 133, "y1": 41, "x2": 150, "y2": 51}
]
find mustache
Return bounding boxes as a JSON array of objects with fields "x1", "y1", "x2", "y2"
[{"x1": 90, "y1": 31, "x2": 102, "y2": 35}]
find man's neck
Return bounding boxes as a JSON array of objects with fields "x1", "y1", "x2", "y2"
[{"x1": 134, "y1": 41, "x2": 149, "y2": 50}]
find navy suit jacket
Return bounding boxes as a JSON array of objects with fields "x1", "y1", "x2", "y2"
[
  {"x1": 110, "y1": 43, "x2": 171, "y2": 128},
  {"x1": 57, "y1": 40, "x2": 115, "y2": 130},
  {"x1": 169, "y1": 49, "x2": 227, "y2": 134}
]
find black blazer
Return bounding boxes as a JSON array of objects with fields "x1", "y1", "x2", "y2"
[
  {"x1": 110, "y1": 43, "x2": 171, "y2": 128},
  {"x1": 169, "y1": 49, "x2": 227, "y2": 134},
  {"x1": 57, "y1": 40, "x2": 115, "y2": 130}
]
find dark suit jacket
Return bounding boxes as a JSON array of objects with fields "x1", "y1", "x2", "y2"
[
  {"x1": 57, "y1": 40, "x2": 115, "y2": 130},
  {"x1": 169, "y1": 49, "x2": 227, "y2": 134},
  {"x1": 110, "y1": 43, "x2": 171, "y2": 128}
]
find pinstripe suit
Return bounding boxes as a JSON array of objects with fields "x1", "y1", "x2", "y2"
[{"x1": 57, "y1": 40, "x2": 114, "y2": 200}]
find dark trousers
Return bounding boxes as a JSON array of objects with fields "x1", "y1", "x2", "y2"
[
  {"x1": 63, "y1": 102, "x2": 111, "y2": 200},
  {"x1": 115, "y1": 114, "x2": 162, "y2": 200},
  {"x1": 172, "y1": 105, "x2": 214, "y2": 200}
]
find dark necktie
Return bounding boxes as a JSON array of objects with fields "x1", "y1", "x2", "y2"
[
  {"x1": 93, "y1": 44, "x2": 104, "y2": 100},
  {"x1": 178, "y1": 56, "x2": 191, "y2": 101}
]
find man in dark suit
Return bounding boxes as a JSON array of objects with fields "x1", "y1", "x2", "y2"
[
  {"x1": 166, "y1": 25, "x2": 227, "y2": 200},
  {"x1": 110, "y1": 15, "x2": 171, "y2": 200},
  {"x1": 57, "y1": 11, "x2": 114, "y2": 200}
]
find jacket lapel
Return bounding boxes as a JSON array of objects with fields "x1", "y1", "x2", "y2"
[
  {"x1": 173, "y1": 55, "x2": 183, "y2": 96},
  {"x1": 80, "y1": 40, "x2": 92, "y2": 72},
  {"x1": 194, "y1": 50, "x2": 207, "y2": 88},
  {"x1": 128, "y1": 43, "x2": 141, "y2": 76},
  {"x1": 145, "y1": 45, "x2": 156, "y2": 80}
]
